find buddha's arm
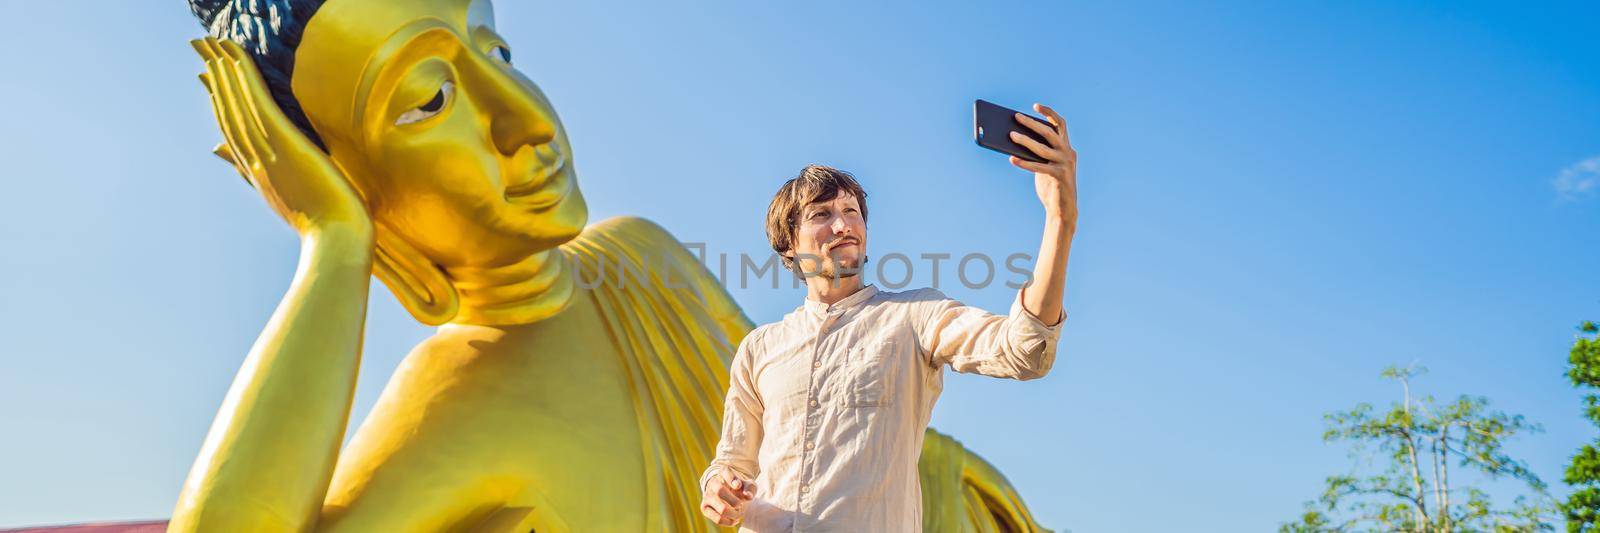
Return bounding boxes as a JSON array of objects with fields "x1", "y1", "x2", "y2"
[
  {"x1": 169, "y1": 229, "x2": 373, "y2": 532},
  {"x1": 171, "y1": 38, "x2": 376, "y2": 532}
]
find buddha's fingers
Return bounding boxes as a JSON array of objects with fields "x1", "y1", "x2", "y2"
[
  {"x1": 203, "y1": 38, "x2": 270, "y2": 169},
  {"x1": 199, "y1": 71, "x2": 244, "y2": 173},
  {"x1": 217, "y1": 40, "x2": 282, "y2": 162},
  {"x1": 192, "y1": 39, "x2": 256, "y2": 183},
  {"x1": 198, "y1": 39, "x2": 259, "y2": 172},
  {"x1": 211, "y1": 142, "x2": 238, "y2": 166}
]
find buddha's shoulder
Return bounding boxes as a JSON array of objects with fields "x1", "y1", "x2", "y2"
[
  {"x1": 560, "y1": 215, "x2": 694, "y2": 262},
  {"x1": 580, "y1": 215, "x2": 678, "y2": 241}
]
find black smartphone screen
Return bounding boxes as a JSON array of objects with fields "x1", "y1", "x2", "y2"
[{"x1": 973, "y1": 99, "x2": 1055, "y2": 163}]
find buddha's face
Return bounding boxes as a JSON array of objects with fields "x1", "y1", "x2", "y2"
[{"x1": 293, "y1": 0, "x2": 585, "y2": 268}]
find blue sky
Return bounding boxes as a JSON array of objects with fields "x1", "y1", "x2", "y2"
[{"x1": 1, "y1": 1, "x2": 1597, "y2": 530}]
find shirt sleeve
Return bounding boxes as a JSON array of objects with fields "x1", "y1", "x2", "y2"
[
  {"x1": 916, "y1": 287, "x2": 1065, "y2": 381},
  {"x1": 699, "y1": 331, "x2": 765, "y2": 494}
]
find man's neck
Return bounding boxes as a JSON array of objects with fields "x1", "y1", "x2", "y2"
[{"x1": 804, "y1": 275, "x2": 865, "y2": 306}]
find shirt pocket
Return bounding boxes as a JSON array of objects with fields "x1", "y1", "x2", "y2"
[{"x1": 841, "y1": 341, "x2": 895, "y2": 407}]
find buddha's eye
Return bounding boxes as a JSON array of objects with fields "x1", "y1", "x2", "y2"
[
  {"x1": 396, "y1": 80, "x2": 453, "y2": 126},
  {"x1": 491, "y1": 45, "x2": 513, "y2": 65}
]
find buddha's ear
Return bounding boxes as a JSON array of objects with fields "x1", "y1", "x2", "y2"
[{"x1": 372, "y1": 222, "x2": 459, "y2": 325}]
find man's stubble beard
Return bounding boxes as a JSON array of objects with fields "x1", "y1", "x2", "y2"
[{"x1": 820, "y1": 255, "x2": 869, "y2": 281}]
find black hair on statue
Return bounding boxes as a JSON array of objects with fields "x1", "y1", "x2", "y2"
[{"x1": 189, "y1": 0, "x2": 327, "y2": 149}]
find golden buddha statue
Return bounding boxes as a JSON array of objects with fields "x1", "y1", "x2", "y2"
[{"x1": 172, "y1": 0, "x2": 1050, "y2": 531}]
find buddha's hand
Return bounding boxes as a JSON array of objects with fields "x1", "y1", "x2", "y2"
[
  {"x1": 700, "y1": 469, "x2": 756, "y2": 527},
  {"x1": 191, "y1": 37, "x2": 371, "y2": 239}
]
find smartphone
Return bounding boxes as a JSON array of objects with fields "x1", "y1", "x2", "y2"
[{"x1": 973, "y1": 99, "x2": 1056, "y2": 163}]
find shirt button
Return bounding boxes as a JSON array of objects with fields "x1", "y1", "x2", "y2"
[
  {"x1": 810, "y1": 399, "x2": 819, "y2": 408},
  {"x1": 805, "y1": 442, "x2": 815, "y2": 450},
  {"x1": 800, "y1": 483, "x2": 810, "y2": 493},
  {"x1": 812, "y1": 360, "x2": 821, "y2": 369}
]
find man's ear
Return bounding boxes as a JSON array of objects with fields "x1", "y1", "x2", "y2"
[{"x1": 372, "y1": 222, "x2": 459, "y2": 325}]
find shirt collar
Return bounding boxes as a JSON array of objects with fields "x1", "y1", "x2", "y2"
[{"x1": 802, "y1": 284, "x2": 880, "y2": 319}]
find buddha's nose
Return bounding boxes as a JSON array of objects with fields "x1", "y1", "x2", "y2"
[{"x1": 469, "y1": 59, "x2": 557, "y2": 156}]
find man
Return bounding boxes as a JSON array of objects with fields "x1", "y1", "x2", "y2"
[{"x1": 698, "y1": 103, "x2": 1078, "y2": 531}]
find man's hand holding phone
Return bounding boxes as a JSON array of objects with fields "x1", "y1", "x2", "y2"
[
  {"x1": 1008, "y1": 103, "x2": 1078, "y2": 227},
  {"x1": 700, "y1": 469, "x2": 756, "y2": 527}
]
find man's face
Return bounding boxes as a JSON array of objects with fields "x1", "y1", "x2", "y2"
[{"x1": 788, "y1": 194, "x2": 867, "y2": 279}]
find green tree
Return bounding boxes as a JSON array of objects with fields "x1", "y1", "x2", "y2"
[
  {"x1": 1562, "y1": 321, "x2": 1600, "y2": 532},
  {"x1": 1283, "y1": 365, "x2": 1554, "y2": 532}
]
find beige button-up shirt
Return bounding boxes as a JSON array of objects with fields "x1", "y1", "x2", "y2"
[{"x1": 700, "y1": 284, "x2": 1063, "y2": 531}]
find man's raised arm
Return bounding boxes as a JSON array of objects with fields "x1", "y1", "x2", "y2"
[
  {"x1": 1008, "y1": 102, "x2": 1078, "y2": 327},
  {"x1": 916, "y1": 102, "x2": 1078, "y2": 381}
]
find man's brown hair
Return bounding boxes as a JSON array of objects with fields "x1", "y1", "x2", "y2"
[{"x1": 765, "y1": 165, "x2": 870, "y2": 276}]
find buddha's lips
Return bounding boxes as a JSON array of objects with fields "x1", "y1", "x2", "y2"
[{"x1": 504, "y1": 143, "x2": 568, "y2": 208}]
